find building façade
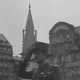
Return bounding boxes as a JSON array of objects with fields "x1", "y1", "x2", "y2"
[
  {"x1": 0, "y1": 34, "x2": 14, "y2": 80},
  {"x1": 17, "y1": 1, "x2": 80, "y2": 80},
  {"x1": 49, "y1": 21, "x2": 80, "y2": 80}
]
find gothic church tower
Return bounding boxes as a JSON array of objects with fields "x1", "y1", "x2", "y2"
[{"x1": 22, "y1": 4, "x2": 36, "y2": 54}]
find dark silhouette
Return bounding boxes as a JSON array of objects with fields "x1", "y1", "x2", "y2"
[{"x1": 32, "y1": 62, "x2": 62, "y2": 80}]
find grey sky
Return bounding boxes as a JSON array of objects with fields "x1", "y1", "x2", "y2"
[{"x1": 0, "y1": 0, "x2": 80, "y2": 56}]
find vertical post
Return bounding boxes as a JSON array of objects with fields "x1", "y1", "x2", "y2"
[
  {"x1": 23, "y1": 29, "x2": 24, "y2": 42},
  {"x1": 34, "y1": 30, "x2": 37, "y2": 41},
  {"x1": 22, "y1": 29, "x2": 26, "y2": 51}
]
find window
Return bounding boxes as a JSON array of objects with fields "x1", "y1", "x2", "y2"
[
  {"x1": 8, "y1": 63, "x2": 12, "y2": 68},
  {"x1": 4, "y1": 72, "x2": 8, "y2": 76},
  {"x1": 0, "y1": 63, "x2": 2, "y2": 66},
  {"x1": 9, "y1": 72, "x2": 13, "y2": 76},
  {"x1": 0, "y1": 40, "x2": 3, "y2": 44},
  {"x1": 78, "y1": 67, "x2": 80, "y2": 74},
  {"x1": 0, "y1": 46, "x2": 2, "y2": 51},
  {"x1": 57, "y1": 44, "x2": 63, "y2": 54},
  {"x1": 75, "y1": 53, "x2": 80, "y2": 61},
  {"x1": 53, "y1": 57, "x2": 58, "y2": 64},
  {"x1": 65, "y1": 43, "x2": 69, "y2": 50},
  {"x1": 61, "y1": 56, "x2": 64, "y2": 62},
  {"x1": 3, "y1": 62, "x2": 7, "y2": 67},
  {"x1": 5, "y1": 41, "x2": 9, "y2": 44},
  {"x1": 69, "y1": 70, "x2": 73, "y2": 77},
  {"x1": 0, "y1": 72, "x2": 2, "y2": 75},
  {"x1": 7, "y1": 56, "x2": 11, "y2": 60},
  {"x1": 65, "y1": 68, "x2": 71, "y2": 77},
  {"x1": 52, "y1": 45, "x2": 57, "y2": 54},
  {"x1": 8, "y1": 48, "x2": 11, "y2": 52},
  {"x1": 9, "y1": 68, "x2": 13, "y2": 72},
  {"x1": 8, "y1": 77, "x2": 13, "y2": 80},
  {"x1": 3, "y1": 76, "x2": 8, "y2": 80},
  {"x1": 3, "y1": 55, "x2": 6, "y2": 59},
  {"x1": 3, "y1": 47, "x2": 7, "y2": 51},
  {"x1": 66, "y1": 71, "x2": 70, "y2": 77},
  {"x1": 0, "y1": 55, "x2": 2, "y2": 58}
]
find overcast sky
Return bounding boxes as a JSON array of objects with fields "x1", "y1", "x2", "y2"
[{"x1": 0, "y1": 0, "x2": 80, "y2": 56}]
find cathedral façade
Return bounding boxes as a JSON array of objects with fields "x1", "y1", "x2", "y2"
[{"x1": 18, "y1": 3, "x2": 80, "y2": 80}]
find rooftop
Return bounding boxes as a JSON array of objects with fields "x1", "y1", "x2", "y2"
[{"x1": 0, "y1": 34, "x2": 11, "y2": 46}]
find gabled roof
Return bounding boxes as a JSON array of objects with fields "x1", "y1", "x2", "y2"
[
  {"x1": 0, "y1": 34, "x2": 7, "y2": 41},
  {"x1": 0, "y1": 34, "x2": 11, "y2": 46}
]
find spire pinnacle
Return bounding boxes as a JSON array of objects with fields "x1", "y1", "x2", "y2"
[{"x1": 29, "y1": 0, "x2": 31, "y2": 9}]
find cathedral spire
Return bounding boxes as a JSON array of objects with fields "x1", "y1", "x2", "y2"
[
  {"x1": 22, "y1": 2, "x2": 36, "y2": 54},
  {"x1": 26, "y1": 2, "x2": 34, "y2": 32}
]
